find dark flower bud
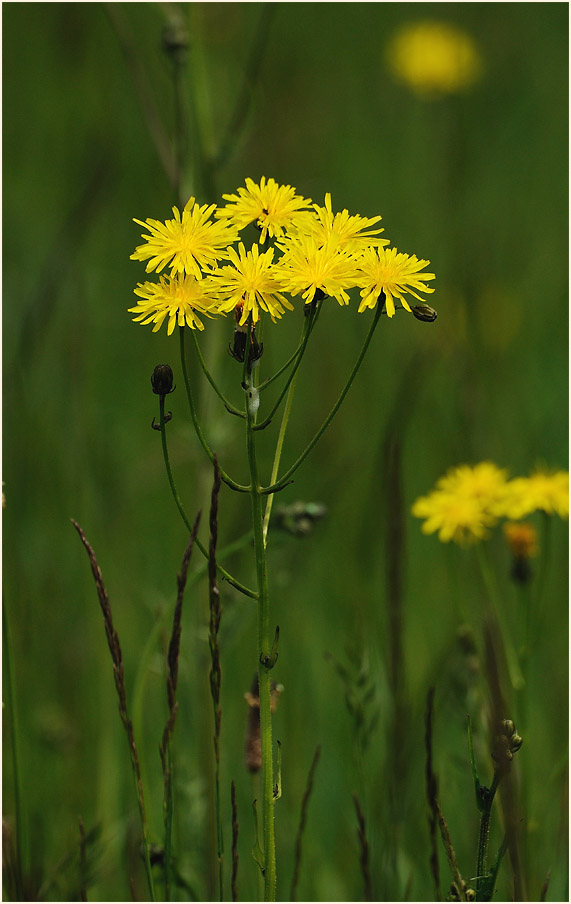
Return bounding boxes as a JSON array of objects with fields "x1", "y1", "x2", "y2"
[
  {"x1": 151, "y1": 364, "x2": 175, "y2": 396},
  {"x1": 228, "y1": 328, "x2": 264, "y2": 366},
  {"x1": 412, "y1": 302, "x2": 438, "y2": 322}
]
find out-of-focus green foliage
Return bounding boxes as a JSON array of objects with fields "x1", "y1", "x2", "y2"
[{"x1": 3, "y1": 3, "x2": 568, "y2": 901}]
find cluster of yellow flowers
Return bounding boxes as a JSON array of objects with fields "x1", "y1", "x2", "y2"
[
  {"x1": 412, "y1": 462, "x2": 569, "y2": 545},
  {"x1": 129, "y1": 177, "x2": 435, "y2": 335}
]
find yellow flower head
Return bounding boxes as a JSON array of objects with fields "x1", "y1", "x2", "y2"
[
  {"x1": 356, "y1": 246, "x2": 435, "y2": 317},
  {"x1": 209, "y1": 242, "x2": 293, "y2": 326},
  {"x1": 436, "y1": 462, "x2": 509, "y2": 508},
  {"x1": 496, "y1": 470, "x2": 569, "y2": 520},
  {"x1": 386, "y1": 21, "x2": 483, "y2": 97},
  {"x1": 411, "y1": 490, "x2": 493, "y2": 545},
  {"x1": 131, "y1": 197, "x2": 239, "y2": 279},
  {"x1": 129, "y1": 273, "x2": 222, "y2": 335},
  {"x1": 215, "y1": 177, "x2": 313, "y2": 245},
  {"x1": 274, "y1": 234, "x2": 359, "y2": 306},
  {"x1": 295, "y1": 193, "x2": 388, "y2": 253},
  {"x1": 412, "y1": 462, "x2": 508, "y2": 545}
]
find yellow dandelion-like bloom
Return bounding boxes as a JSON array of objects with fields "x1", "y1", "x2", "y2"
[
  {"x1": 411, "y1": 490, "x2": 494, "y2": 545},
  {"x1": 386, "y1": 21, "x2": 483, "y2": 97},
  {"x1": 295, "y1": 193, "x2": 388, "y2": 253},
  {"x1": 503, "y1": 522, "x2": 539, "y2": 560},
  {"x1": 436, "y1": 462, "x2": 509, "y2": 510},
  {"x1": 273, "y1": 234, "x2": 358, "y2": 306},
  {"x1": 496, "y1": 470, "x2": 569, "y2": 520},
  {"x1": 209, "y1": 242, "x2": 293, "y2": 326},
  {"x1": 412, "y1": 462, "x2": 509, "y2": 545},
  {"x1": 356, "y1": 246, "x2": 435, "y2": 317},
  {"x1": 131, "y1": 197, "x2": 239, "y2": 279},
  {"x1": 215, "y1": 177, "x2": 313, "y2": 245},
  {"x1": 128, "y1": 273, "x2": 222, "y2": 335}
]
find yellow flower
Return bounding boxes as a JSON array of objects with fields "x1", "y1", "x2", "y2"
[
  {"x1": 209, "y1": 242, "x2": 293, "y2": 326},
  {"x1": 436, "y1": 462, "x2": 509, "y2": 509},
  {"x1": 411, "y1": 490, "x2": 493, "y2": 544},
  {"x1": 128, "y1": 273, "x2": 222, "y2": 335},
  {"x1": 131, "y1": 197, "x2": 239, "y2": 278},
  {"x1": 355, "y1": 247, "x2": 435, "y2": 317},
  {"x1": 295, "y1": 193, "x2": 388, "y2": 253},
  {"x1": 273, "y1": 234, "x2": 358, "y2": 306},
  {"x1": 215, "y1": 177, "x2": 313, "y2": 245},
  {"x1": 412, "y1": 462, "x2": 508, "y2": 545},
  {"x1": 496, "y1": 470, "x2": 569, "y2": 520},
  {"x1": 386, "y1": 21, "x2": 483, "y2": 97}
]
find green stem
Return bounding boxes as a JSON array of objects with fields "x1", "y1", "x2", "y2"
[
  {"x1": 191, "y1": 329, "x2": 244, "y2": 417},
  {"x1": 262, "y1": 373, "x2": 297, "y2": 546},
  {"x1": 255, "y1": 302, "x2": 320, "y2": 426},
  {"x1": 475, "y1": 544, "x2": 524, "y2": 691},
  {"x1": 476, "y1": 771, "x2": 501, "y2": 901},
  {"x1": 163, "y1": 741, "x2": 174, "y2": 900},
  {"x1": 245, "y1": 361, "x2": 277, "y2": 901},
  {"x1": 179, "y1": 326, "x2": 250, "y2": 493},
  {"x1": 270, "y1": 304, "x2": 383, "y2": 491},
  {"x1": 157, "y1": 393, "x2": 257, "y2": 599}
]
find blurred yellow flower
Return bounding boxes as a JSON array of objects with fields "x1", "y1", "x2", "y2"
[
  {"x1": 386, "y1": 21, "x2": 483, "y2": 97},
  {"x1": 411, "y1": 490, "x2": 494, "y2": 544},
  {"x1": 496, "y1": 470, "x2": 569, "y2": 520},
  {"x1": 129, "y1": 273, "x2": 222, "y2": 334},
  {"x1": 209, "y1": 242, "x2": 293, "y2": 325},
  {"x1": 215, "y1": 177, "x2": 313, "y2": 245},
  {"x1": 356, "y1": 247, "x2": 435, "y2": 317},
  {"x1": 412, "y1": 462, "x2": 508, "y2": 544},
  {"x1": 131, "y1": 198, "x2": 239, "y2": 279}
]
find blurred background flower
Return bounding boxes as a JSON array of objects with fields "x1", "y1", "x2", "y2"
[{"x1": 385, "y1": 20, "x2": 483, "y2": 97}]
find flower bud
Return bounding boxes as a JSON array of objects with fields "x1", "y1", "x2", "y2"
[
  {"x1": 412, "y1": 302, "x2": 438, "y2": 322},
  {"x1": 491, "y1": 718, "x2": 523, "y2": 774},
  {"x1": 228, "y1": 327, "x2": 264, "y2": 365},
  {"x1": 151, "y1": 364, "x2": 174, "y2": 396}
]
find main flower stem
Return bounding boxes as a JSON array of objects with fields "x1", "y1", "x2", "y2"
[{"x1": 245, "y1": 372, "x2": 276, "y2": 901}]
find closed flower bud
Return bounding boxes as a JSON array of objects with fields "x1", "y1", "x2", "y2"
[
  {"x1": 151, "y1": 364, "x2": 175, "y2": 396},
  {"x1": 412, "y1": 302, "x2": 438, "y2": 322},
  {"x1": 492, "y1": 718, "x2": 522, "y2": 773}
]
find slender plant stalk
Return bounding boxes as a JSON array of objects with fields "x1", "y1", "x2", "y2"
[
  {"x1": 262, "y1": 371, "x2": 297, "y2": 546},
  {"x1": 424, "y1": 687, "x2": 442, "y2": 901},
  {"x1": 272, "y1": 304, "x2": 383, "y2": 490},
  {"x1": 179, "y1": 326, "x2": 250, "y2": 493},
  {"x1": 208, "y1": 458, "x2": 225, "y2": 900},
  {"x1": 353, "y1": 793, "x2": 372, "y2": 902},
  {"x1": 157, "y1": 391, "x2": 257, "y2": 599},
  {"x1": 245, "y1": 358, "x2": 277, "y2": 901},
  {"x1": 191, "y1": 329, "x2": 244, "y2": 417},
  {"x1": 71, "y1": 520, "x2": 156, "y2": 901},
  {"x1": 475, "y1": 771, "x2": 500, "y2": 900},
  {"x1": 160, "y1": 512, "x2": 201, "y2": 900},
  {"x1": 475, "y1": 544, "x2": 524, "y2": 691},
  {"x1": 290, "y1": 745, "x2": 321, "y2": 901}
]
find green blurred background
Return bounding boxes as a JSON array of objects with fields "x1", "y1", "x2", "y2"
[{"x1": 3, "y1": 3, "x2": 568, "y2": 901}]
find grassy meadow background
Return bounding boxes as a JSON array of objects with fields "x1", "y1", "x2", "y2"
[{"x1": 3, "y1": 3, "x2": 568, "y2": 901}]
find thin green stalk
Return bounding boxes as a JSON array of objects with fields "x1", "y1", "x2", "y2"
[
  {"x1": 270, "y1": 304, "x2": 383, "y2": 491},
  {"x1": 3, "y1": 600, "x2": 25, "y2": 900},
  {"x1": 245, "y1": 365, "x2": 277, "y2": 901},
  {"x1": 262, "y1": 372, "x2": 297, "y2": 546},
  {"x1": 475, "y1": 771, "x2": 500, "y2": 901},
  {"x1": 258, "y1": 304, "x2": 320, "y2": 393},
  {"x1": 179, "y1": 326, "x2": 250, "y2": 493},
  {"x1": 157, "y1": 393, "x2": 257, "y2": 599},
  {"x1": 255, "y1": 303, "x2": 320, "y2": 430},
  {"x1": 191, "y1": 329, "x2": 244, "y2": 417},
  {"x1": 475, "y1": 544, "x2": 524, "y2": 692}
]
